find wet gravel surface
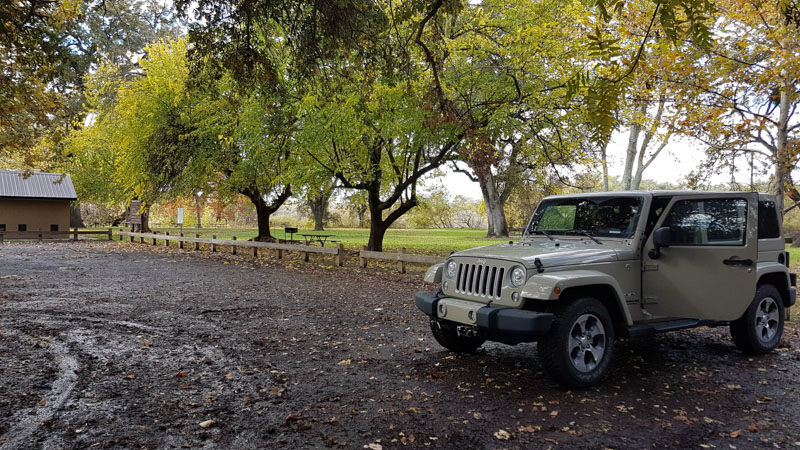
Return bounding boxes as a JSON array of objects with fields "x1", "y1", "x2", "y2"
[{"x1": 1, "y1": 241, "x2": 800, "y2": 449}]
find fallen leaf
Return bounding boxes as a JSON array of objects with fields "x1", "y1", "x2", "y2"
[
  {"x1": 225, "y1": 372, "x2": 235, "y2": 379},
  {"x1": 39, "y1": 399, "x2": 46, "y2": 407},
  {"x1": 285, "y1": 413, "x2": 302, "y2": 422},
  {"x1": 518, "y1": 425, "x2": 541, "y2": 433},
  {"x1": 494, "y1": 429, "x2": 511, "y2": 440},
  {"x1": 175, "y1": 371, "x2": 188, "y2": 377},
  {"x1": 338, "y1": 359, "x2": 352, "y2": 366},
  {"x1": 550, "y1": 410, "x2": 559, "y2": 418},
  {"x1": 364, "y1": 444, "x2": 382, "y2": 450},
  {"x1": 199, "y1": 419, "x2": 215, "y2": 428},
  {"x1": 748, "y1": 425, "x2": 758, "y2": 433},
  {"x1": 730, "y1": 430, "x2": 741, "y2": 438}
]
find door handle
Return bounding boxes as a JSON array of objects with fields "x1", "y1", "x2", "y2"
[{"x1": 723, "y1": 258, "x2": 752, "y2": 266}]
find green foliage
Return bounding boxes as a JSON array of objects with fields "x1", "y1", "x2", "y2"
[{"x1": 1, "y1": 0, "x2": 182, "y2": 168}]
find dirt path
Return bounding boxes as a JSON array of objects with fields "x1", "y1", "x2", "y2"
[{"x1": 1, "y1": 242, "x2": 799, "y2": 449}]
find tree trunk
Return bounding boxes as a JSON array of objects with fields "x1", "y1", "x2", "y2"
[
  {"x1": 622, "y1": 106, "x2": 645, "y2": 190},
  {"x1": 478, "y1": 171, "x2": 509, "y2": 238},
  {"x1": 243, "y1": 185, "x2": 292, "y2": 241},
  {"x1": 367, "y1": 210, "x2": 388, "y2": 252},
  {"x1": 255, "y1": 201, "x2": 272, "y2": 239},
  {"x1": 601, "y1": 141, "x2": 610, "y2": 191},
  {"x1": 775, "y1": 79, "x2": 791, "y2": 223},
  {"x1": 195, "y1": 195, "x2": 203, "y2": 228},
  {"x1": 135, "y1": 205, "x2": 151, "y2": 232},
  {"x1": 364, "y1": 187, "x2": 417, "y2": 251},
  {"x1": 70, "y1": 203, "x2": 85, "y2": 228},
  {"x1": 307, "y1": 191, "x2": 332, "y2": 231}
]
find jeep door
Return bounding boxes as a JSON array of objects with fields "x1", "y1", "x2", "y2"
[{"x1": 641, "y1": 193, "x2": 758, "y2": 321}]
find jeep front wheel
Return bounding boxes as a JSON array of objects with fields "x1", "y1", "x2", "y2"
[
  {"x1": 730, "y1": 284, "x2": 784, "y2": 354},
  {"x1": 538, "y1": 297, "x2": 614, "y2": 388},
  {"x1": 429, "y1": 319, "x2": 485, "y2": 353}
]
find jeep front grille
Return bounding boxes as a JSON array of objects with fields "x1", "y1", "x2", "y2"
[{"x1": 456, "y1": 263, "x2": 504, "y2": 298}]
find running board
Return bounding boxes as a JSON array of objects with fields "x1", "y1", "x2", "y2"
[{"x1": 621, "y1": 319, "x2": 723, "y2": 338}]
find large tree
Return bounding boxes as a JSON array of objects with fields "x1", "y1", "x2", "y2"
[
  {"x1": 668, "y1": 0, "x2": 799, "y2": 216},
  {"x1": 299, "y1": 73, "x2": 461, "y2": 250},
  {"x1": 410, "y1": 0, "x2": 591, "y2": 237},
  {"x1": 1, "y1": 0, "x2": 181, "y2": 168}
]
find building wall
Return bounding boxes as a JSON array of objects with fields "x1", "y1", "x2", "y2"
[{"x1": 0, "y1": 199, "x2": 71, "y2": 232}]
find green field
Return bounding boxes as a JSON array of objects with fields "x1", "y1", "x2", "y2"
[{"x1": 132, "y1": 226, "x2": 511, "y2": 255}]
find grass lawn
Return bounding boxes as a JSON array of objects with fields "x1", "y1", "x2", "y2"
[{"x1": 129, "y1": 226, "x2": 512, "y2": 255}]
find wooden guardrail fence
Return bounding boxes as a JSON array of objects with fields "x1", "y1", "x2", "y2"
[
  {"x1": 0, "y1": 228, "x2": 113, "y2": 243},
  {"x1": 118, "y1": 231, "x2": 345, "y2": 266},
  {"x1": 116, "y1": 230, "x2": 447, "y2": 273},
  {"x1": 359, "y1": 247, "x2": 444, "y2": 273}
]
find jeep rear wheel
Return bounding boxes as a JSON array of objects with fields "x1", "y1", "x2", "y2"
[
  {"x1": 730, "y1": 284, "x2": 784, "y2": 354},
  {"x1": 538, "y1": 297, "x2": 614, "y2": 388},
  {"x1": 429, "y1": 319, "x2": 485, "y2": 353}
]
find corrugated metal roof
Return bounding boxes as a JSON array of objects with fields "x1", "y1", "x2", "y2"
[{"x1": 0, "y1": 171, "x2": 77, "y2": 200}]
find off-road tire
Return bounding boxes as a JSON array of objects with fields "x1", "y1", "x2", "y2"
[
  {"x1": 429, "y1": 318, "x2": 485, "y2": 353},
  {"x1": 730, "y1": 284, "x2": 784, "y2": 354},
  {"x1": 538, "y1": 297, "x2": 614, "y2": 388}
]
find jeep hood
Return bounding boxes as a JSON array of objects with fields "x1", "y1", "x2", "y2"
[{"x1": 452, "y1": 241, "x2": 623, "y2": 268}]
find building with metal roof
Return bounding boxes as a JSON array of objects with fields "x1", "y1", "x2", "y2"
[{"x1": 0, "y1": 170, "x2": 77, "y2": 235}]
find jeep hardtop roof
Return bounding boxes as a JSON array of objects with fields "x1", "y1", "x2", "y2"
[{"x1": 542, "y1": 190, "x2": 775, "y2": 201}]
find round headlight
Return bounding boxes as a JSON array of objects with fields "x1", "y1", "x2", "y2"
[
  {"x1": 446, "y1": 260, "x2": 458, "y2": 278},
  {"x1": 510, "y1": 266, "x2": 526, "y2": 288}
]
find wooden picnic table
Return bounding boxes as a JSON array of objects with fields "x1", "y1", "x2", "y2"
[{"x1": 300, "y1": 233, "x2": 336, "y2": 247}]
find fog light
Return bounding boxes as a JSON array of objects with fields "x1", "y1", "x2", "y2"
[
  {"x1": 511, "y1": 292, "x2": 520, "y2": 303},
  {"x1": 438, "y1": 303, "x2": 447, "y2": 317},
  {"x1": 443, "y1": 281, "x2": 449, "y2": 291},
  {"x1": 468, "y1": 310, "x2": 476, "y2": 322}
]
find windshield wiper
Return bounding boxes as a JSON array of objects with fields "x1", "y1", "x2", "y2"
[
  {"x1": 571, "y1": 230, "x2": 603, "y2": 244},
  {"x1": 531, "y1": 229, "x2": 555, "y2": 241}
]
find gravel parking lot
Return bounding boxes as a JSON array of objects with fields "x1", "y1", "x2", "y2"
[{"x1": 2, "y1": 242, "x2": 800, "y2": 449}]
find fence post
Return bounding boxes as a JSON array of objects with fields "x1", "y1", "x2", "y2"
[
  {"x1": 337, "y1": 243, "x2": 344, "y2": 267},
  {"x1": 253, "y1": 245, "x2": 257, "y2": 257},
  {"x1": 38, "y1": 232, "x2": 43, "y2": 242},
  {"x1": 195, "y1": 234, "x2": 200, "y2": 251},
  {"x1": 165, "y1": 232, "x2": 169, "y2": 247},
  {"x1": 152, "y1": 231, "x2": 157, "y2": 246},
  {"x1": 399, "y1": 247, "x2": 407, "y2": 274},
  {"x1": 232, "y1": 236, "x2": 237, "y2": 255},
  {"x1": 303, "y1": 247, "x2": 309, "y2": 263},
  {"x1": 108, "y1": 228, "x2": 113, "y2": 241},
  {"x1": 212, "y1": 235, "x2": 217, "y2": 252},
  {"x1": 0, "y1": 232, "x2": 4, "y2": 244},
  {"x1": 360, "y1": 246, "x2": 367, "y2": 269},
  {"x1": 73, "y1": 227, "x2": 78, "y2": 242},
  {"x1": 277, "y1": 248, "x2": 283, "y2": 259},
  {"x1": 179, "y1": 233, "x2": 184, "y2": 249}
]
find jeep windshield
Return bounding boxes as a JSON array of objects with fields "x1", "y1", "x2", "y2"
[{"x1": 526, "y1": 196, "x2": 643, "y2": 239}]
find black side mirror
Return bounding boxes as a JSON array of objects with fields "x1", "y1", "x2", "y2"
[{"x1": 648, "y1": 227, "x2": 671, "y2": 259}]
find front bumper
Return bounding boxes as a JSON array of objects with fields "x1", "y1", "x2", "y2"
[{"x1": 415, "y1": 292, "x2": 553, "y2": 337}]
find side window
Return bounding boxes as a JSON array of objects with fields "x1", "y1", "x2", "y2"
[
  {"x1": 758, "y1": 200, "x2": 780, "y2": 239},
  {"x1": 0, "y1": 224, "x2": 5, "y2": 232},
  {"x1": 50, "y1": 224, "x2": 59, "y2": 232},
  {"x1": 18, "y1": 224, "x2": 27, "y2": 232},
  {"x1": 662, "y1": 198, "x2": 747, "y2": 246}
]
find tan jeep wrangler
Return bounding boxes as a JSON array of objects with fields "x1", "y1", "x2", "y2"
[{"x1": 416, "y1": 191, "x2": 796, "y2": 387}]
